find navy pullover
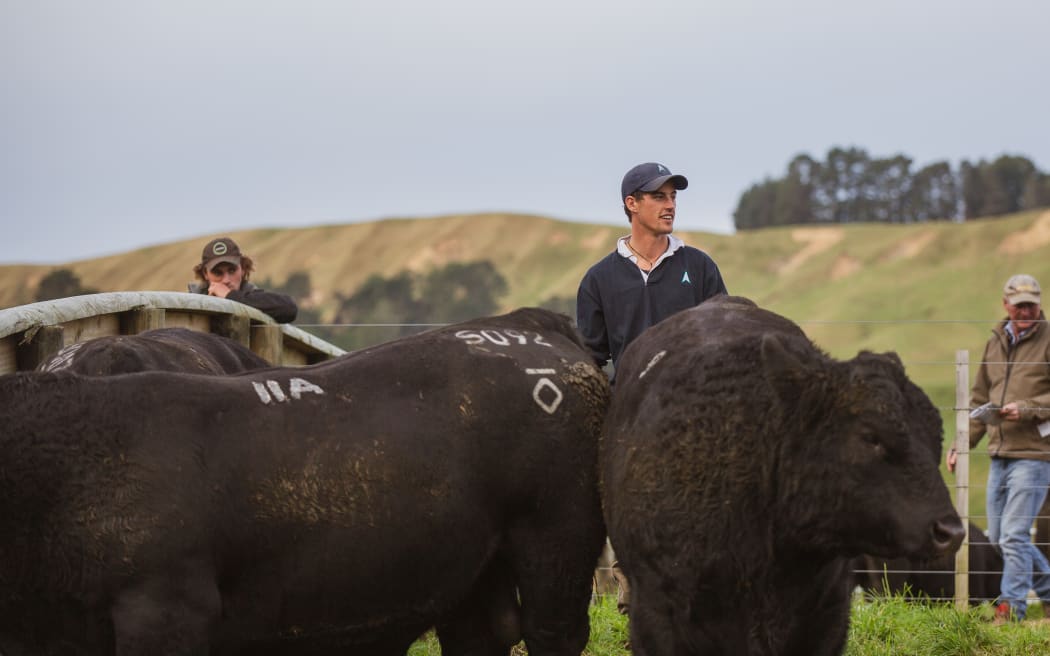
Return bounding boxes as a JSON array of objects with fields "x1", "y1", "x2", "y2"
[{"x1": 576, "y1": 244, "x2": 727, "y2": 371}]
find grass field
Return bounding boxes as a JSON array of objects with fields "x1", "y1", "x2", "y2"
[{"x1": 408, "y1": 594, "x2": 1050, "y2": 655}]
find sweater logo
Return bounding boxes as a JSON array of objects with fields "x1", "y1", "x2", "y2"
[{"x1": 681, "y1": 271, "x2": 692, "y2": 285}]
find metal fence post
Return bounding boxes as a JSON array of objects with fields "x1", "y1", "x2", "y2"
[{"x1": 954, "y1": 349, "x2": 970, "y2": 611}]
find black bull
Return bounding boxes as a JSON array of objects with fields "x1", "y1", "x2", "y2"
[
  {"x1": 39, "y1": 327, "x2": 271, "y2": 375},
  {"x1": 0, "y1": 308, "x2": 610, "y2": 655},
  {"x1": 601, "y1": 296, "x2": 964, "y2": 656}
]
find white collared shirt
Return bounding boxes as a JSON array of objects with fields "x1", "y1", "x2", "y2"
[{"x1": 617, "y1": 235, "x2": 685, "y2": 282}]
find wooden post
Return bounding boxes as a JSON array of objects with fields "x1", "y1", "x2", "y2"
[
  {"x1": 15, "y1": 325, "x2": 65, "y2": 371},
  {"x1": 121, "y1": 308, "x2": 165, "y2": 334},
  {"x1": 211, "y1": 314, "x2": 252, "y2": 347},
  {"x1": 251, "y1": 324, "x2": 283, "y2": 365},
  {"x1": 954, "y1": 349, "x2": 971, "y2": 611}
]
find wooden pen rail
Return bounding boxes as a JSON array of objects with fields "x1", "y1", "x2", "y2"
[{"x1": 0, "y1": 291, "x2": 345, "y2": 373}]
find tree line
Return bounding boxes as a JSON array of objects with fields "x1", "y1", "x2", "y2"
[{"x1": 733, "y1": 147, "x2": 1050, "y2": 230}]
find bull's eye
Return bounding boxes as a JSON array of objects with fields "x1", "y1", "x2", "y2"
[{"x1": 860, "y1": 432, "x2": 886, "y2": 457}]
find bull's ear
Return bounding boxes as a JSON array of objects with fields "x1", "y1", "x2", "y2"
[
  {"x1": 857, "y1": 350, "x2": 905, "y2": 374},
  {"x1": 881, "y1": 351, "x2": 904, "y2": 370},
  {"x1": 761, "y1": 334, "x2": 807, "y2": 401}
]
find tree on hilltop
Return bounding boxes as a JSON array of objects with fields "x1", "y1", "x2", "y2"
[
  {"x1": 34, "y1": 268, "x2": 98, "y2": 302},
  {"x1": 733, "y1": 147, "x2": 1048, "y2": 229}
]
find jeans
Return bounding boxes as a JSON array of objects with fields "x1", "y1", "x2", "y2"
[{"x1": 986, "y1": 457, "x2": 1050, "y2": 618}]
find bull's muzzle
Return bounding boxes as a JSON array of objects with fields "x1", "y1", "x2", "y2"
[{"x1": 931, "y1": 513, "x2": 966, "y2": 555}]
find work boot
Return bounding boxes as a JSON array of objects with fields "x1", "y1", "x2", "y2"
[{"x1": 993, "y1": 602, "x2": 1016, "y2": 625}]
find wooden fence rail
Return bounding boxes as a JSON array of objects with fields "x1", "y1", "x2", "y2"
[{"x1": 0, "y1": 291, "x2": 345, "y2": 373}]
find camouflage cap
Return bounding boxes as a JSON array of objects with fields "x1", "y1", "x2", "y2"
[{"x1": 1004, "y1": 273, "x2": 1041, "y2": 305}]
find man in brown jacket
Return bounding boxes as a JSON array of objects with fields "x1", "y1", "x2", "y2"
[{"x1": 948, "y1": 274, "x2": 1050, "y2": 622}]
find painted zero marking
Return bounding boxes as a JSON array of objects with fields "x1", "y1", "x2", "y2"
[
  {"x1": 524, "y1": 368, "x2": 563, "y2": 414},
  {"x1": 531, "y1": 377, "x2": 564, "y2": 414}
]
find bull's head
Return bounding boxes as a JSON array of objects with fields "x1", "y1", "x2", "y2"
[{"x1": 761, "y1": 334, "x2": 965, "y2": 559}]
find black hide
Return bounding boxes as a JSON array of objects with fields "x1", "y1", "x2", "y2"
[
  {"x1": 39, "y1": 327, "x2": 271, "y2": 375},
  {"x1": 600, "y1": 296, "x2": 964, "y2": 656},
  {"x1": 1, "y1": 308, "x2": 609, "y2": 656}
]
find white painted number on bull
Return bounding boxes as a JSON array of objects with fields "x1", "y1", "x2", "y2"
[
  {"x1": 42, "y1": 342, "x2": 85, "y2": 371},
  {"x1": 455, "y1": 329, "x2": 552, "y2": 348},
  {"x1": 525, "y1": 368, "x2": 563, "y2": 414},
  {"x1": 252, "y1": 377, "x2": 325, "y2": 405},
  {"x1": 266, "y1": 380, "x2": 287, "y2": 403}
]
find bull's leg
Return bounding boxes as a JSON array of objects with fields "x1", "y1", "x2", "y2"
[
  {"x1": 505, "y1": 514, "x2": 604, "y2": 656},
  {"x1": 628, "y1": 563, "x2": 748, "y2": 656},
  {"x1": 111, "y1": 567, "x2": 221, "y2": 656},
  {"x1": 436, "y1": 553, "x2": 522, "y2": 656},
  {"x1": 777, "y1": 573, "x2": 852, "y2": 656},
  {"x1": 610, "y1": 560, "x2": 631, "y2": 615},
  {"x1": 624, "y1": 581, "x2": 676, "y2": 656},
  {"x1": 626, "y1": 569, "x2": 724, "y2": 656}
]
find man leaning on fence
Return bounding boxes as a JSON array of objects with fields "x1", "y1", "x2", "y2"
[{"x1": 948, "y1": 273, "x2": 1050, "y2": 623}]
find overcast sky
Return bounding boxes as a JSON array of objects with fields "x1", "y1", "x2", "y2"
[{"x1": 2, "y1": 0, "x2": 1048, "y2": 264}]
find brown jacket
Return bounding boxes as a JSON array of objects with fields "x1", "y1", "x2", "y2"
[{"x1": 970, "y1": 313, "x2": 1050, "y2": 461}]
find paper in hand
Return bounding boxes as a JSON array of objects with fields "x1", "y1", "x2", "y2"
[{"x1": 970, "y1": 402, "x2": 1003, "y2": 426}]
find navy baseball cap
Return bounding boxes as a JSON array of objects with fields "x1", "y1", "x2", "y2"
[{"x1": 621, "y1": 162, "x2": 688, "y2": 202}]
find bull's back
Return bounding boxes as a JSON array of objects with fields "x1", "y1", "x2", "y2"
[
  {"x1": 104, "y1": 314, "x2": 605, "y2": 542},
  {"x1": 40, "y1": 328, "x2": 270, "y2": 375},
  {"x1": 215, "y1": 319, "x2": 607, "y2": 502},
  {"x1": 614, "y1": 295, "x2": 805, "y2": 382}
]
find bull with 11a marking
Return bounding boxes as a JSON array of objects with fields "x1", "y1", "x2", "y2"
[{"x1": 0, "y1": 308, "x2": 610, "y2": 656}]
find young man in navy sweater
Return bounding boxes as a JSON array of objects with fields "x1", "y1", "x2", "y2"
[
  {"x1": 576, "y1": 161, "x2": 728, "y2": 614},
  {"x1": 576, "y1": 162, "x2": 727, "y2": 377}
]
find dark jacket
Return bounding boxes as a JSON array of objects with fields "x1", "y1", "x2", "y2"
[
  {"x1": 189, "y1": 281, "x2": 298, "y2": 324},
  {"x1": 576, "y1": 244, "x2": 726, "y2": 370},
  {"x1": 970, "y1": 312, "x2": 1050, "y2": 461}
]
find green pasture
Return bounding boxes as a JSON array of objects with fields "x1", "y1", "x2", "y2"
[{"x1": 409, "y1": 594, "x2": 1050, "y2": 655}]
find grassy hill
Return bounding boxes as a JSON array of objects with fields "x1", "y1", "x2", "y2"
[
  {"x1": 5, "y1": 209, "x2": 1050, "y2": 379},
  {"x1": 5, "y1": 208, "x2": 1050, "y2": 520}
]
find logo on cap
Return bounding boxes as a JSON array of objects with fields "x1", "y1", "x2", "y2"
[{"x1": 212, "y1": 242, "x2": 229, "y2": 256}]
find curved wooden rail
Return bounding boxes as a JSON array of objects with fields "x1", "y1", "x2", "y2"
[{"x1": 0, "y1": 291, "x2": 345, "y2": 374}]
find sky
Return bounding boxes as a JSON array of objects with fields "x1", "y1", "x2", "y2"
[{"x1": 2, "y1": 0, "x2": 1049, "y2": 265}]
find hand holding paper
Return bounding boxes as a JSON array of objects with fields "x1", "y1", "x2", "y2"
[{"x1": 969, "y1": 402, "x2": 1003, "y2": 426}]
